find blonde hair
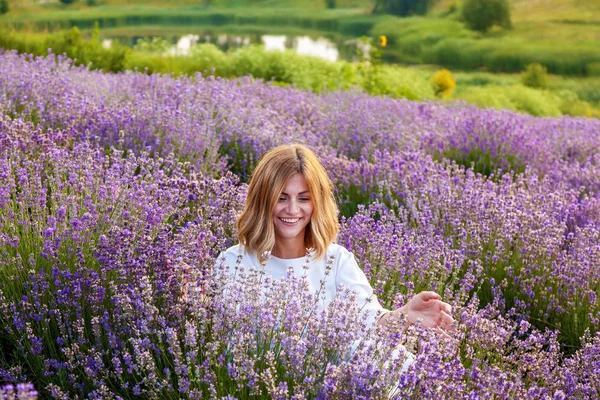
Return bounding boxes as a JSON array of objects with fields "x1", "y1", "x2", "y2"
[{"x1": 237, "y1": 144, "x2": 339, "y2": 261}]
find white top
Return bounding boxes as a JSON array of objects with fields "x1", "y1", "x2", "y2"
[{"x1": 217, "y1": 243, "x2": 390, "y2": 328}]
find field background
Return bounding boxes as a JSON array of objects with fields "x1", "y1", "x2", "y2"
[
  {"x1": 1, "y1": 0, "x2": 600, "y2": 398},
  {"x1": 1, "y1": 0, "x2": 599, "y2": 119}
]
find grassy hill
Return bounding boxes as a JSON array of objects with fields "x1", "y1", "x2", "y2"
[
  {"x1": 1, "y1": 0, "x2": 599, "y2": 76},
  {"x1": 432, "y1": 0, "x2": 600, "y2": 45},
  {"x1": 433, "y1": 0, "x2": 600, "y2": 22}
]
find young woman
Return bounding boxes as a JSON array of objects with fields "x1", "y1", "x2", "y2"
[{"x1": 217, "y1": 143, "x2": 454, "y2": 335}]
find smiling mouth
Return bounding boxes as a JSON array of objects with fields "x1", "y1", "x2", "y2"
[{"x1": 280, "y1": 217, "x2": 300, "y2": 224}]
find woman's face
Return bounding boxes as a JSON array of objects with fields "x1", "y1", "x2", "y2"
[{"x1": 273, "y1": 173, "x2": 314, "y2": 245}]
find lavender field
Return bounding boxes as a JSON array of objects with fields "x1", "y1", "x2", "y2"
[{"x1": 1, "y1": 49, "x2": 599, "y2": 399}]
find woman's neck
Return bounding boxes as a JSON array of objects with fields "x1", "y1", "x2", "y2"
[{"x1": 272, "y1": 237, "x2": 306, "y2": 259}]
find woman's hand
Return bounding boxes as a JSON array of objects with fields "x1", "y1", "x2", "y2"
[{"x1": 380, "y1": 291, "x2": 455, "y2": 338}]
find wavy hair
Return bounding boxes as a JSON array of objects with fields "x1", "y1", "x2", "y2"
[{"x1": 236, "y1": 144, "x2": 339, "y2": 261}]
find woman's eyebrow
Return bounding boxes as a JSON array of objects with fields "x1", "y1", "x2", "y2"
[{"x1": 281, "y1": 191, "x2": 310, "y2": 195}]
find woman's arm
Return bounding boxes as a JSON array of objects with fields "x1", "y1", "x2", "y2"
[{"x1": 334, "y1": 246, "x2": 391, "y2": 328}]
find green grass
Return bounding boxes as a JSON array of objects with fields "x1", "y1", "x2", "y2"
[
  {"x1": 2, "y1": 0, "x2": 599, "y2": 76},
  {"x1": 3, "y1": 0, "x2": 370, "y2": 15},
  {"x1": 433, "y1": 0, "x2": 600, "y2": 25},
  {"x1": 452, "y1": 69, "x2": 600, "y2": 116},
  {"x1": 1, "y1": 7, "x2": 383, "y2": 42},
  {"x1": 372, "y1": 14, "x2": 600, "y2": 75}
]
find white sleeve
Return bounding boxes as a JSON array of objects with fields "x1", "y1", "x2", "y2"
[
  {"x1": 213, "y1": 247, "x2": 243, "y2": 279},
  {"x1": 334, "y1": 247, "x2": 390, "y2": 328},
  {"x1": 214, "y1": 245, "x2": 261, "y2": 279}
]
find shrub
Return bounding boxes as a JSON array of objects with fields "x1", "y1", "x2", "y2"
[
  {"x1": 123, "y1": 52, "x2": 179, "y2": 75},
  {"x1": 231, "y1": 45, "x2": 272, "y2": 80},
  {"x1": 521, "y1": 63, "x2": 550, "y2": 89},
  {"x1": 0, "y1": 26, "x2": 132, "y2": 73},
  {"x1": 188, "y1": 43, "x2": 232, "y2": 77},
  {"x1": 556, "y1": 90, "x2": 592, "y2": 117},
  {"x1": 430, "y1": 68, "x2": 456, "y2": 98},
  {"x1": 586, "y1": 62, "x2": 600, "y2": 77},
  {"x1": 372, "y1": 0, "x2": 438, "y2": 17},
  {"x1": 359, "y1": 64, "x2": 435, "y2": 100},
  {"x1": 455, "y1": 72, "x2": 505, "y2": 87},
  {"x1": 505, "y1": 85, "x2": 561, "y2": 116},
  {"x1": 461, "y1": 0, "x2": 512, "y2": 33},
  {"x1": 456, "y1": 85, "x2": 562, "y2": 117},
  {"x1": 456, "y1": 85, "x2": 516, "y2": 111},
  {"x1": 0, "y1": 0, "x2": 8, "y2": 15},
  {"x1": 133, "y1": 36, "x2": 172, "y2": 54}
]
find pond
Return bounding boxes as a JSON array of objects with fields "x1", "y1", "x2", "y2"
[{"x1": 102, "y1": 32, "x2": 371, "y2": 63}]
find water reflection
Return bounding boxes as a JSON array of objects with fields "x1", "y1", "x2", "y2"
[
  {"x1": 171, "y1": 34, "x2": 200, "y2": 55},
  {"x1": 295, "y1": 37, "x2": 339, "y2": 62},
  {"x1": 105, "y1": 32, "x2": 364, "y2": 62}
]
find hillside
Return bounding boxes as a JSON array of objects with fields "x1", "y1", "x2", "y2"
[{"x1": 1, "y1": 0, "x2": 599, "y2": 76}]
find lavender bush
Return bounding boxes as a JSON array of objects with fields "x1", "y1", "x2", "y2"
[
  {"x1": 0, "y1": 383, "x2": 38, "y2": 400},
  {"x1": 1, "y1": 50, "x2": 600, "y2": 397}
]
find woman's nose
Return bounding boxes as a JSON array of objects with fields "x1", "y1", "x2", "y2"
[{"x1": 287, "y1": 200, "x2": 299, "y2": 214}]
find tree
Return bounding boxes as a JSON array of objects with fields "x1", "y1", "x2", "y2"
[
  {"x1": 59, "y1": 0, "x2": 77, "y2": 4},
  {"x1": 372, "y1": 0, "x2": 438, "y2": 17},
  {"x1": 0, "y1": 0, "x2": 8, "y2": 15},
  {"x1": 326, "y1": 0, "x2": 335, "y2": 9},
  {"x1": 462, "y1": 0, "x2": 511, "y2": 33}
]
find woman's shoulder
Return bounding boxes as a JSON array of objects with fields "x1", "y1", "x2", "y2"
[
  {"x1": 326, "y1": 243, "x2": 354, "y2": 259},
  {"x1": 217, "y1": 244, "x2": 250, "y2": 265},
  {"x1": 219, "y1": 244, "x2": 243, "y2": 257}
]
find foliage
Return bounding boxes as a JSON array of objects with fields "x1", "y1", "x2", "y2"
[
  {"x1": 372, "y1": 15, "x2": 600, "y2": 75},
  {"x1": 372, "y1": 0, "x2": 438, "y2": 17},
  {"x1": 461, "y1": 0, "x2": 512, "y2": 33},
  {"x1": 456, "y1": 85, "x2": 515, "y2": 111},
  {"x1": 556, "y1": 90, "x2": 592, "y2": 118},
  {"x1": 0, "y1": 0, "x2": 8, "y2": 15},
  {"x1": 59, "y1": 0, "x2": 76, "y2": 4},
  {"x1": 6, "y1": 8, "x2": 384, "y2": 40},
  {"x1": 133, "y1": 36, "x2": 172, "y2": 54},
  {"x1": 358, "y1": 63, "x2": 434, "y2": 99},
  {"x1": 430, "y1": 68, "x2": 456, "y2": 98},
  {"x1": 4, "y1": 5, "x2": 600, "y2": 76},
  {"x1": 0, "y1": 27, "x2": 129, "y2": 73},
  {"x1": 521, "y1": 62, "x2": 550, "y2": 89},
  {"x1": 457, "y1": 84, "x2": 562, "y2": 116},
  {"x1": 587, "y1": 62, "x2": 600, "y2": 77}
]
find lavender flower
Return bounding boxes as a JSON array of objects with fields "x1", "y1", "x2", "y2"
[{"x1": 0, "y1": 50, "x2": 599, "y2": 397}]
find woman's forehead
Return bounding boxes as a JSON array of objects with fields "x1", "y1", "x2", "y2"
[{"x1": 281, "y1": 173, "x2": 310, "y2": 193}]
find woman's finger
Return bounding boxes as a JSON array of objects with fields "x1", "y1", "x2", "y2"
[
  {"x1": 435, "y1": 327, "x2": 452, "y2": 340},
  {"x1": 420, "y1": 291, "x2": 441, "y2": 301},
  {"x1": 439, "y1": 311, "x2": 454, "y2": 330},
  {"x1": 443, "y1": 302, "x2": 452, "y2": 314}
]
